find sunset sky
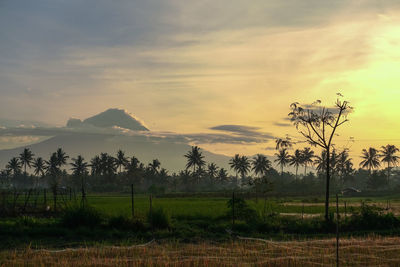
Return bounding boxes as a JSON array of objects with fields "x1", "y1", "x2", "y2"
[{"x1": 1, "y1": 1, "x2": 400, "y2": 163}]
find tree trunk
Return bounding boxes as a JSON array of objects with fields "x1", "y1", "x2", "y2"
[{"x1": 325, "y1": 148, "x2": 330, "y2": 221}]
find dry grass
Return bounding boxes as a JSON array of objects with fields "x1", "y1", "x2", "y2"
[{"x1": 1, "y1": 236, "x2": 400, "y2": 266}]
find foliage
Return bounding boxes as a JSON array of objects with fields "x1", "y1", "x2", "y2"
[
  {"x1": 61, "y1": 204, "x2": 103, "y2": 228},
  {"x1": 148, "y1": 206, "x2": 171, "y2": 229}
]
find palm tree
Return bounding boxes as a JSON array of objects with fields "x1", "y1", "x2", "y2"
[
  {"x1": 90, "y1": 155, "x2": 101, "y2": 176},
  {"x1": 33, "y1": 157, "x2": 45, "y2": 177},
  {"x1": 314, "y1": 150, "x2": 327, "y2": 175},
  {"x1": 274, "y1": 149, "x2": 290, "y2": 175},
  {"x1": 229, "y1": 154, "x2": 241, "y2": 185},
  {"x1": 45, "y1": 153, "x2": 61, "y2": 212},
  {"x1": 301, "y1": 147, "x2": 314, "y2": 175},
  {"x1": 336, "y1": 149, "x2": 353, "y2": 185},
  {"x1": 56, "y1": 148, "x2": 69, "y2": 168},
  {"x1": 70, "y1": 155, "x2": 89, "y2": 177},
  {"x1": 252, "y1": 154, "x2": 271, "y2": 178},
  {"x1": 116, "y1": 150, "x2": 128, "y2": 173},
  {"x1": 207, "y1": 163, "x2": 218, "y2": 180},
  {"x1": 126, "y1": 156, "x2": 140, "y2": 174},
  {"x1": 289, "y1": 149, "x2": 303, "y2": 179},
  {"x1": 238, "y1": 156, "x2": 251, "y2": 182},
  {"x1": 32, "y1": 157, "x2": 45, "y2": 187},
  {"x1": 275, "y1": 137, "x2": 293, "y2": 150},
  {"x1": 217, "y1": 168, "x2": 228, "y2": 183},
  {"x1": 6, "y1": 157, "x2": 22, "y2": 177},
  {"x1": 360, "y1": 147, "x2": 380, "y2": 174},
  {"x1": 380, "y1": 144, "x2": 399, "y2": 184},
  {"x1": 19, "y1": 148, "x2": 34, "y2": 174},
  {"x1": 184, "y1": 146, "x2": 205, "y2": 174},
  {"x1": 149, "y1": 159, "x2": 161, "y2": 174},
  {"x1": 71, "y1": 155, "x2": 89, "y2": 201}
]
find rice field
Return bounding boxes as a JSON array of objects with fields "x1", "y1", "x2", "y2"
[{"x1": 1, "y1": 236, "x2": 400, "y2": 266}]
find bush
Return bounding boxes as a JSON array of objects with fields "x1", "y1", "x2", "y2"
[
  {"x1": 148, "y1": 207, "x2": 170, "y2": 229},
  {"x1": 343, "y1": 204, "x2": 400, "y2": 231},
  {"x1": 227, "y1": 197, "x2": 259, "y2": 224},
  {"x1": 108, "y1": 215, "x2": 145, "y2": 231},
  {"x1": 61, "y1": 204, "x2": 103, "y2": 228}
]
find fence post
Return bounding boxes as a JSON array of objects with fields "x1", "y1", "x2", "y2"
[
  {"x1": 344, "y1": 201, "x2": 347, "y2": 218},
  {"x1": 232, "y1": 191, "x2": 235, "y2": 228},
  {"x1": 131, "y1": 184, "x2": 135, "y2": 218},
  {"x1": 302, "y1": 203, "x2": 304, "y2": 221},
  {"x1": 336, "y1": 193, "x2": 340, "y2": 267}
]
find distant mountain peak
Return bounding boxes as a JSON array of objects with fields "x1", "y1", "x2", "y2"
[{"x1": 67, "y1": 108, "x2": 149, "y2": 131}]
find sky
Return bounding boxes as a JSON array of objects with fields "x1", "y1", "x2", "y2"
[{"x1": 1, "y1": 0, "x2": 400, "y2": 163}]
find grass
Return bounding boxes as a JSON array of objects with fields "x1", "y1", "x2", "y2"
[{"x1": 1, "y1": 236, "x2": 400, "y2": 266}]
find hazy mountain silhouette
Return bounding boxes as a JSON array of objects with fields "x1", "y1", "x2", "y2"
[{"x1": 67, "y1": 108, "x2": 149, "y2": 131}]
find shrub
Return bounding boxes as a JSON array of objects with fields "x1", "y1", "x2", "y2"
[
  {"x1": 61, "y1": 204, "x2": 103, "y2": 228},
  {"x1": 148, "y1": 207, "x2": 170, "y2": 229},
  {"x1": 226, "y1": 197, "x2": 258, "y2": 223},
  {"x1": 108, "y1": 215, "x2": 146, "y2": 231}
]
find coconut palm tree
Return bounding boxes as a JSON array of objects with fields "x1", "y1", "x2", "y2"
[
  {"x1": 301, "y1": 147, "x2": 314, "y2": 175},
  {"x1": 274, "y1": 149, "x2": 290, "y2": 175},
  {"x1": 238, "y1": 156, "x2": 251, "y2": 181},
  {"x1": 207, "y1": 163, "x2": 218, "y2": 180},
  {"x1": 32, "y1": 157, "x2": 45, "y2": 187},
  {"x1": 184, "y1": 146, "x2": 205, "y2": 174},
  {"x1": 380, "y1": 144, "x2": 399, "y2": 184},
  {"x1": 275, "y1": 136, "x2": 293, "y2": 150},
  {"x1": 149, "y1": 159, "x2": 161, "y2": 174},
  {"x1": 90, "y1": 155, "x2": 101, "y2": 176},
  {"x1": 336, "y1": 149, "x2": 353, "y2": 185},
  {"x1": 229, "y1": 154, "x2": 241, "y2": 185},
  {"x1": 289, "y1": 149, "x2": 303, "y2": 179},
  {"x1": 6, "y1": 157, "x2": 22, "y2": 177},
  {"x1": 56, "y1": 148, "x2": 69, "y2": 168},
  {"x1": 360, "y1": 147, "x2": 380, "y2": 174},
  {"x1": 314, "y1": 150, "x2": 327, "y2": 175},
  {"x1": 252, "y1": 154, "x2": 271, "y2": 178},
  {"x1": 70, "y1": 155, "x2": 89, "y2": 177},
  {"x1": 126, "y1": 156, "x2": 140, "y2": 174},
  {"x1": 19, "y1": 148, "x2": 34, "y2": 175},
  {"x1": 116, "y1": 150, "x2": 128, "y2": 173},
  {"x1": 217, "y1": 168, "x2": 228, "y2": 183}
]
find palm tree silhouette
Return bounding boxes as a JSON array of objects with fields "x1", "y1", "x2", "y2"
[
  {"x1": 289, "y1": 149, "x2": 303, "y2": 179},
  {"x1": 229, "y1": 154, "x2": 241, "y2": 186},
  {"x1": 71, "y1": 155, "x2": 89, "y2": 202},
  {"x1": 336, "y1": 149, "x2": 353, "y2": 185},
  {"x1": 32, "y1": 157, "x2": 45, "y2": 187},
  {"x1": 184, "y1": 146, "x2": 205, "y2": 175},
  {"x1": 217, "y1": 168, "x2": 228, "y2": 183},
  {"x1": 56, "y1": 148, "x2": 69, "y2": 168},
  {"x1": 252, "y1": 154, "x2": 271, "y2": 178},
  {"x1": 19, "y1": 148, "x2": 34, "y2": 175},
  {"x1": 275, "y1": 136, "x2": 293, "y2": 150},
  {"x1": 116, "y1": 150, "x2": 128, "y2": 173},
  {"x1": 149, "y1": 159, "x2": 161, "y2": 174},
  {"x1": 126, "y1": 156, "x2": 140, "y2": 174},
  {"x1": 301, "y1": 147, "x2": 314, "y2": 175},
  {"x1": 207, "y1": 163, "x2": 218, "y2": 180},
  {"x1": 274, "y1": 149, "x2": 290, "y2": 175},
  {"x1": 90, "y1": 155, "x2": 101, "y2": 176},
  {"x1": 238, "y1": 156, "x2": 251, "y2": 184},
  {"x1": 6, "y1": 157, "x2": 22, "y2": 177},
  {"x1": 360, "y1": 147, "x2": 380, "y2": 174},
  {"x1": 314, "y1": 150, "x2": 327, "y2": 175},
  {"x1": 380, "y1": 144, "x2": 399, "y2": 184}
]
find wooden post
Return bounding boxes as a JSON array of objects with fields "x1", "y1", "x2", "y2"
[
  {"x1": 232, "y1": 192, "x2": 235, "y2": 228},
  {"x1": 302, "y1": 203, "x2": 304, "y2": 221},
  {"x1": 344, "y1": 201, "x2": 347, "y2": 218},
  {"x1": 131, "y1": 184, "x2": 135, "y2": 218},
  {"x1": 336, "y1": 194, "x2": 339, "y2": 267}
]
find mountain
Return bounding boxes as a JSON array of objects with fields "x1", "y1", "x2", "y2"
[
  {"x1": 0, "y1": 133, "x2": 231, "y2": 173},
  {"x1": 67, "y1": 108, "x2": 149, "y2": 131}
]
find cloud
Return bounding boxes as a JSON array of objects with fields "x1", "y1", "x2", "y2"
[
  {"x1": 273, "y1": 122, "x2": 292, "y2": 127},
  {"x1": 210, "y1": 125, "x2": 261, "y2": 135}
]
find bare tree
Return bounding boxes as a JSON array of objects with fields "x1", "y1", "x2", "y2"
[{"x1": 288, "y1": 96, "x2": 352, "y2": 221}]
